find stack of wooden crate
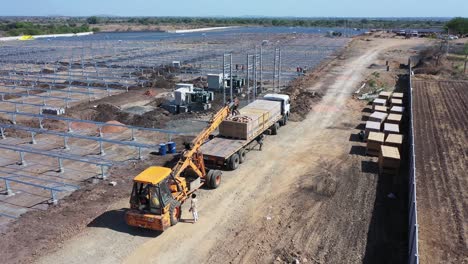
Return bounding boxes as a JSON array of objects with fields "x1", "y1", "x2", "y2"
[
  {"x1": 219, "y1": 99, "x2": 281, "y2": 140},
  {"x1": 392, "y1": 92, "x2": 404, "y2": 100},
  {"x1": 365, "y1": 121, "x2": 382, "y2": 138},
  {"x1": 366, "y1": 131, "x2": 385, "y2": 156},
  {"x1": 373, "y1": 105, "x2": 388, "y2": 113},
  {"x1": 369, "y1": 111, "x2": 388, "y2": 124},
  {"x1": 378, "y1": 91, "x2": 392, "y2": 100},
  {"x1": 390, "y1": 106, "x2": 405, "y2": 115},
  {"x1": 379, "y1": 145, "x2": 401, "y2": 175},
  {"x1": 372, "y1": 98, "x2": 387, "y2": 110},
  {"x1": 383, "y1": 123, "x2": 400, "y2": 136},
  {"x1": 390, "y1": 98, "x2": 403, "y2": 108},
  {"x1": 387, "y1": 113, "x2": 402, "y2": 125},
  {"x1": 385, "y1": 133, "x2": 403, "y2": 152}
]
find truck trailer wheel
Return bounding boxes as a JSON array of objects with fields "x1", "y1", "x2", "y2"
[
  {"x1": 238, "y1": 148, "x2": 247, "y2": 163},
  {"x1": 169, "y1": 200, "x2": 182, "y2": 226},
  {"x1": 227, "y1": 153, "x2": 240, "y2": 170},
  {"x1": 206, "y1": 169, "x2": 222, "y2": 189},
  {"x1": 280, "y1": 115, "x2": 288, "y2": 126},
  {"x1": 271, "y1": 122, "x2": 279, "y2": 135}
]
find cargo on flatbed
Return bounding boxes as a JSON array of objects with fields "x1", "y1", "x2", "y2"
[
  {"x1": 219, "y1": 100, "x2": 281, "y2": 140},
  {"x1": 201, "y1": 94, "x2": 290, "y2": 170}
]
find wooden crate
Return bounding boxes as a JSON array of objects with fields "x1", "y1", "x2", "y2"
[
  {"x1": 373, "y1": 105, "x2": 388, "y2": 113},
  {"x1": 390, "y1": 106, "x2": 404, "y2": 114},
  {"x1": 392, "y1": 92, "x2": 404, "y2": 99},
  {"x1": 369, "y1": 111, "x2": 388, "y2": 124},
  {"x1": 219, "y1": 99, "x2": 281, "y2": 140},
  {"x1": 383, "y1": 123, "x2": 400, "y2": 137},
  {"x1": 365, "y1": 121, "x2": 382, "y2": 138},
  {"x1": 378, "y1": 91, "x2": 392, "y2": 100},
  {"x1": 385, "y1": 133, "x2": 403, "y2": 152},
  {"x1": 387, "y1": 113, "x2": 402, "y2": 125},
  {"x1": 379, "y1": 145, "x2": 400, "y2": 175},
  {"x1": 391, "y1": 98, "x2": 403, "y2": 107},
  {"x1": 366, "y1": 131, "x2": 385, "y2": 156},
  {"x1": 372, "y1": 98, "x2": 387, "y2": 110},
  {"x1": 219, "y1": 119, "x2": 253, "y2": 139}
]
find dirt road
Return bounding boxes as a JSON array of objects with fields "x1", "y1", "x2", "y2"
[{"x1": 36, "y1": 37, "x2": 429, "y2": 264}]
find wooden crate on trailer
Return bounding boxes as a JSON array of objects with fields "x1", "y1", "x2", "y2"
[
  {"x1": 365, "y1": 121, "x2": 382, "y2": 138},
  {"x1": 373, "y1": 105, "x2": 388, "y2": 113},
  {"x1": 372, "y1": 98, "x2": 387, "y2": 110},
  {"x1": 378, "y1": 91, "x2": 392, "y2": 100},
  {"x1": 366, "y1": 131, "x2": 385, "y2": 156},
  {"x1": 369, "y1": 111, "x2": 388, "y2": 124},
  {"x1": 379, "y1": 145, "x2": 400, "y2": 175},
  {"x1": 219, "y1": 119, "x2": 253, "y2": 140},
  {"x1": 387, "y1": 113, "x2": 402, "y2": 125},
  {"x1": 219, "y1": 99, "x2": 281, "y2": 140},
  {"x1": 385, "y1": 133, "x2": 403, "y2": 152}
]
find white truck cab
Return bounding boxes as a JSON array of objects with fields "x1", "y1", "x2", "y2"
[{"x1": 262, "y1": 93, "x2": 290, "y2": 117}]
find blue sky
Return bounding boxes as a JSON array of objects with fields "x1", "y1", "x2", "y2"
[{"x1": 1, "y1": 0, "x2": 467, "y2": 17}]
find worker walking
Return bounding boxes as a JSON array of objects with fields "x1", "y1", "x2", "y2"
[
  {"x1": 189, "y1": 193, "x2": 199, "y2": 223},
  {"x1": 256, "y1": 134, "x2": 265, "y2": 151}
]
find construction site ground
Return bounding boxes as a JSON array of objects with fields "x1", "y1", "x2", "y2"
[
  {"x1": 1, "y1": 36, "x2": 432, "y2": 264},
  {"x1": 412, "y1": 78, "x2": 468, "y2": 264}
]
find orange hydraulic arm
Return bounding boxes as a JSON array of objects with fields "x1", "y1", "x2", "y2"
[{"x1": 171, "y1": 102, "x2": 236, "y2": 186}]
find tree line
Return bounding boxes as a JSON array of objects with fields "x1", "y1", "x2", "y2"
[
  {"x1": 87, "y1": 16, "x2": 449, "y2": 29},
  {"x1": 1, "y1": 17, "x2": 466, "y2": 37},
  {"x1": 0, "y1": 21, "x2": 93, "y2": 36}
]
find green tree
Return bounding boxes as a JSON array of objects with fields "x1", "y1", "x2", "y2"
[
  {"x1": 87, "y1": 16, "x2": 99, "y2": 24},
  {"x1": 445, "y1": 17, "x2": 468, "y2": 35}
]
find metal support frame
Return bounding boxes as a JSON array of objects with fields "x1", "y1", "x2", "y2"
[
  {"x1": 0, "y1": 123, "x2": 160, "y2": 160},
  {"x1": 222, "y1": 53, "x2": 232, "y2": 104},
  {"x1": 0, "y1": 173, "x2": 79, "y2": 204},
  {"x1": 0, "y1": 109, "x2": 190, "y2": 137},
  {"x1": 0, "y1": 143, "x2": 112, "y2": 179}
]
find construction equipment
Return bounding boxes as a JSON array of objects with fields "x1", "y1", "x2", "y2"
[{"x1": 125, "y1": 102, "x2": 236, "y2": 231}]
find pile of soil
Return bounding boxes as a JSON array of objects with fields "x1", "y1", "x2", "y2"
[
  {"x1": 101, "y1": 120, "x2": 127, "y2": 133},
  {"x1": 413, "y1": 47, "x2": 452, "y2": 76},
  {"x1": 94, "y1": 103, "x2": 127, "y2": 122},
  {"x1": 87, "y1": 103, "x2": 173, "y2": 129},
  {"x1": 70, "y1": 122, "x2": 97, "y2": 131},
  {"x1": 283, "y1": 87, "x2": 323, "y2": 122}
]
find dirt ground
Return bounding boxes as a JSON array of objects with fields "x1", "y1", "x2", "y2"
[
  {"x1": 412, "y1": 78, "x2": 468, "y2": 264},
  {"x1": 0, "y1": 36, "x2": 432, "y2": 264}
]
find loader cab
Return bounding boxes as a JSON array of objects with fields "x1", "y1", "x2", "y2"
[{"x1": 130, "y1": 166, "x2": 173, "y2": 215}]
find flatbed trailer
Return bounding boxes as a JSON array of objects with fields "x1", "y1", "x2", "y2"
[{"x1": 201, "y1": 94, "x2": 290, "y2": 170}]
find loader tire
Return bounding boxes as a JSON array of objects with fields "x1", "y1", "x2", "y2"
[
  {"x1": 227, "y1": 153, "x2": 240, "y2": 170},
  {"x1": 169, "y1": 200, "x2": 182, "y2": 226},
  {"x1": 238, "y1": 148, "x2": 247, "y2": 163},
  {"x1": 206, "y1": 169, "x2": 222, "y2": 189}
]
